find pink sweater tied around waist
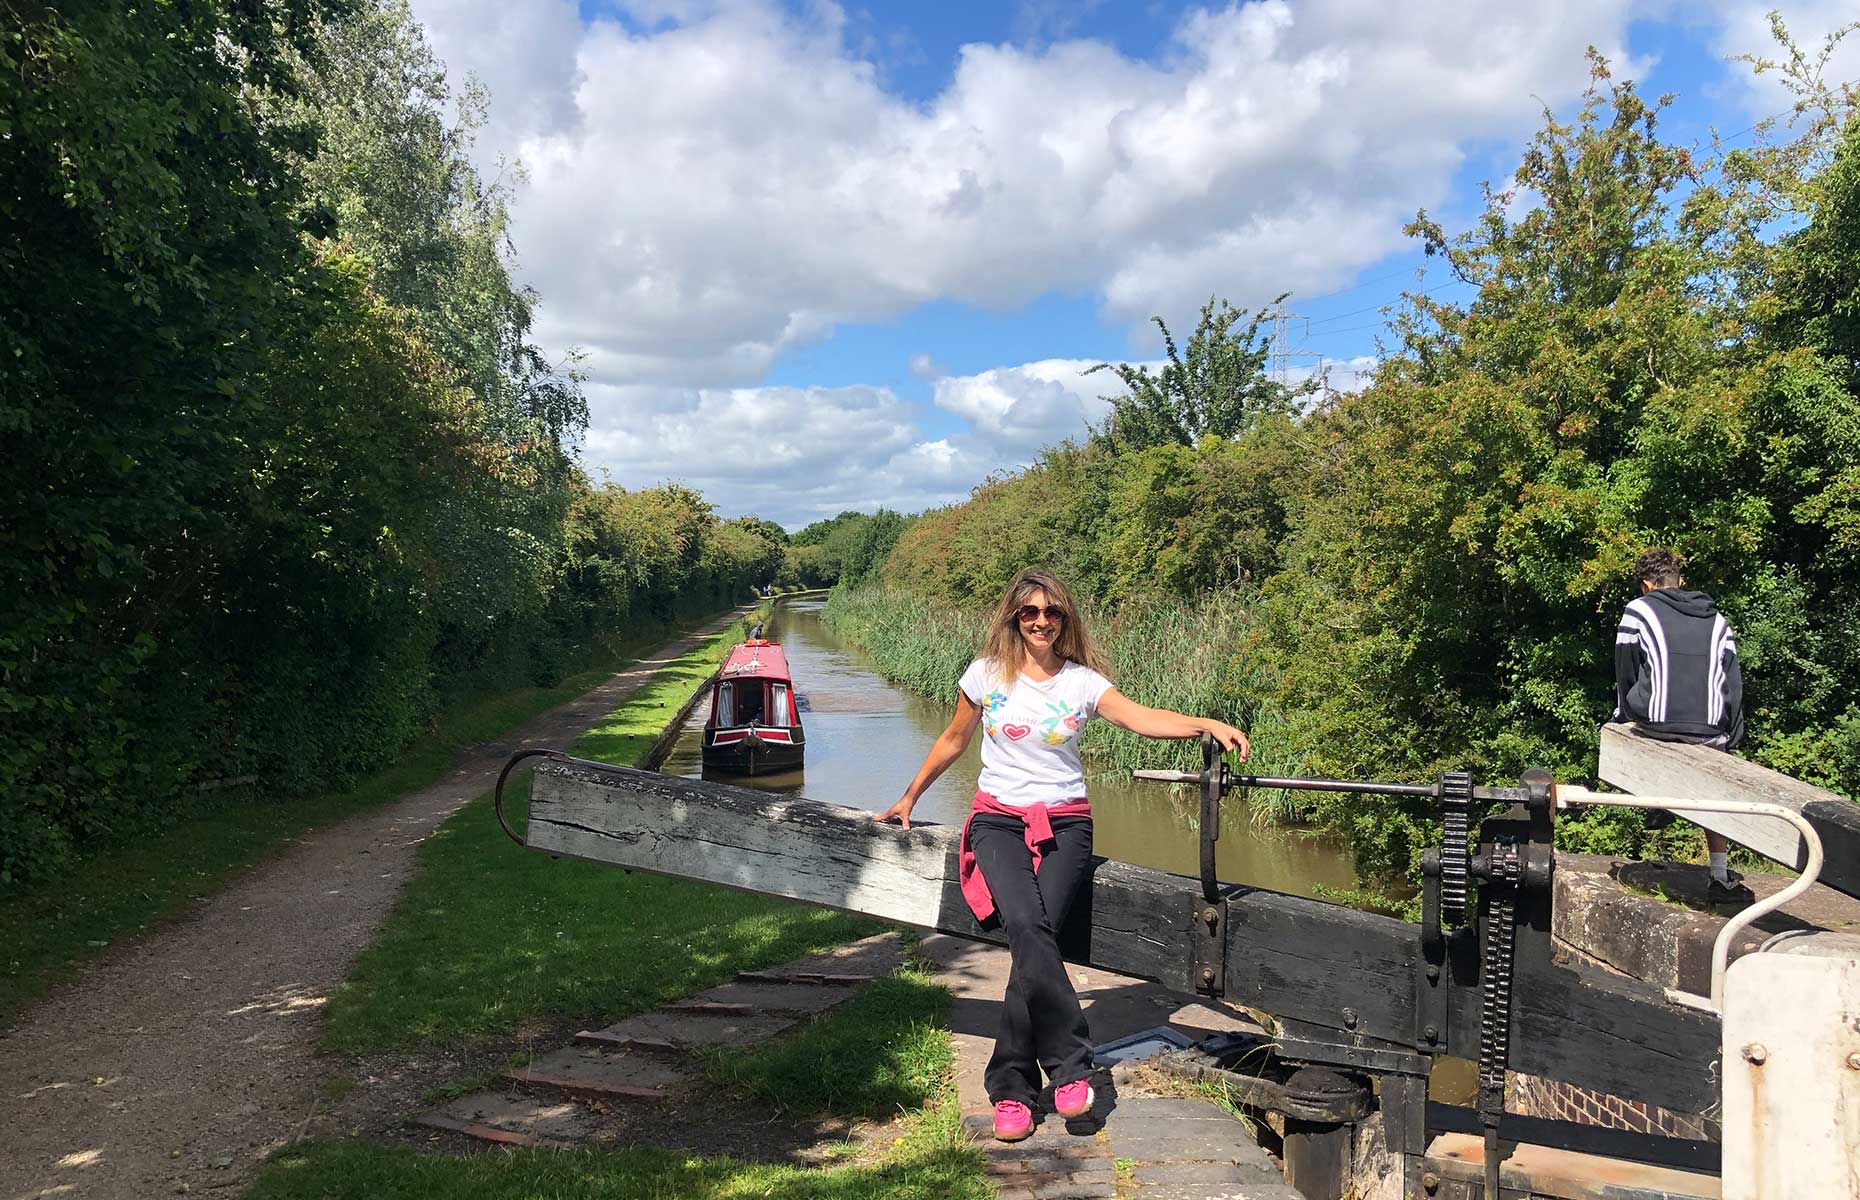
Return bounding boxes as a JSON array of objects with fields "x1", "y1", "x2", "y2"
[{"x1": 958, "y1": 791, "x2": 1093, "y2": 923}]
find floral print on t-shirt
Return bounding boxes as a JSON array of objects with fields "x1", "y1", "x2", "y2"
[
  {"x1": 1038, "y1": 699, "x2": 1087, "y2": 745},
  {"x1": 980, "y1": 689, "x2": 1010, "y2": 736}
]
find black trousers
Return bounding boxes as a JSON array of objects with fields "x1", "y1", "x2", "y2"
[{"x1": 968, "y1": 812, "x2": 1095, "y2": 1107}]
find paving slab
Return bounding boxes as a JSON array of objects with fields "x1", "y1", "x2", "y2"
[
  {"x1": 505, "y1": 1044, "x2": 690, "y2": 1101},
  {"x1": 1128, "y1": 1160, "x2": 1295, "y2": 1199},
  {"x1": 578, "y1": 1008, "x2": 799, "y2": 1049},
  {"x1": 416, "y1": 1090, "x2": 605, "y2": 1146},
  {"x1": 1102, "y1": 1097, "x2": 1264, "y2": 1165},
  {"x1": 681, "y1": 981, "x2": 853, "y2": 1014}
]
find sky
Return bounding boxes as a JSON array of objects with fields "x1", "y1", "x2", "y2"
[{"x1": 405, "y1": 0, "x2": 1859, "y2": 529}]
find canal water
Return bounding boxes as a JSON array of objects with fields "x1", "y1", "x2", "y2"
[{"x1": 659, "y1": 597, "x2": 1359, "y2": 899}]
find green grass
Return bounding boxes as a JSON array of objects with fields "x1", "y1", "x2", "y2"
[
  {"x1": 0, "y1": 620, "x2": 703, "y2": 1026},
  {"x1": 319, "y1": 608, "x2": 885, "y2": 1054},
  {"x1": 250, "y1": 1093, "x2": 988, "y2": 1200},
  {"x1": 704, "y1": 965, "x2": 953, "y2": 1119}
]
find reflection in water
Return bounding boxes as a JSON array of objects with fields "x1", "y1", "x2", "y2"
[{"x1": 660, "y1": 598, "x2": 1359, "y2": 899}]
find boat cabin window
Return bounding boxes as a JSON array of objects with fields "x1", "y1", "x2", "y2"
[
  {"x1": 769, "y1": 683, "x2": 793, "y2": 727},
  {"x1": 734, "y1": 681, "x2": 766, "y2": 725},
  {"x1": 714, "y1": 681, "x2": 733, "y2": 726}
]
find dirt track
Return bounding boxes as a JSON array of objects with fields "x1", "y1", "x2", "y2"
[{"x1": 0, "y1": 611, "x2": 749, "y2": 1200}]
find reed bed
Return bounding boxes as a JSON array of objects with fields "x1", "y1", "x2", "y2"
[{"x1": 822, "y1": 586, "x2": 1313, "y2": 826}]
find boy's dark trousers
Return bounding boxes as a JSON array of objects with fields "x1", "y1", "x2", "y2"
[{"x1": 968, "y1": 812, "x2": 1095, "y2": 1108}]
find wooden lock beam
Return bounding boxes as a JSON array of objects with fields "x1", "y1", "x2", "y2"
[{"x1": 521, "y1": 758, "x2": 1720, "y2": 1114}]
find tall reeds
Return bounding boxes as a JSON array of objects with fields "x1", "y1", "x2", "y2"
[{"x1": 822, "y1": 585, "x2": 1313, "y2": 824}]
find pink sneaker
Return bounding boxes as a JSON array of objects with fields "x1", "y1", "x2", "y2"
[
  {"x1": 992, "y1": 1099, "x2": 1034, "y2": 1141},
  {"x1": 1054, "y1": 1079, "x2": 1094, "y2": 1119}
]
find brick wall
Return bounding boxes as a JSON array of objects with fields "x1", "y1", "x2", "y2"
[{"x1": 1506, "y1": 1071, "x2": 1719, "y2": 1142}]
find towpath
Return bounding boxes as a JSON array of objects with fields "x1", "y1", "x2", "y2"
[{"x1": 0, "y1": 608, "x2": 753, "y2": 1200}]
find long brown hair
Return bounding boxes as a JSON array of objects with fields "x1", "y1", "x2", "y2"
[{"x1": 980, "y1": 569, "x2": 1111, "y2": 680}]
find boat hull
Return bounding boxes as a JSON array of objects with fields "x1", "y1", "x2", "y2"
[{"x1": 701, "y1": 727, "x2": 805, "y2": 776}]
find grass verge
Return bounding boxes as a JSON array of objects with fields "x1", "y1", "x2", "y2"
[
  {"x1": 319, "y1": 605, "x2": 884, "y2": 1054},
  {"x1": 252, "y1": 1091, "x2": 988, "y2": 1200},
  {"x1": 704, "y1": 962, "x2": 952, "y2": 1119},
  {"x1": 0, "y1": 619, "x2": 703, "y2": 1026}
]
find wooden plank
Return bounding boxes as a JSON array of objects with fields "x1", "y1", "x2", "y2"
[
  {"x1": 522, "y1": 758, "x2": 1718, "y2": 1112},
  {"x1": 1597, "y1": 723, "x2": 1860, "y2": 898}
]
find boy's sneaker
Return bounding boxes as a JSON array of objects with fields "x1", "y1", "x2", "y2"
[
  {"x1": 1054, "y1": 1079, "x2": 1095, "y2": 1119},
  {"x1": 992, "y1": 1099, "x2": 1033, "y2": 1141},
  {"x1": 1709, "y1": 876, "x2": 1753, "y2": 905}
]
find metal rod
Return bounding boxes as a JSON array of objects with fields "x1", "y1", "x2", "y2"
[
  {"x1": 1553, "y1": 785, "x2": 1825, "y2": 1011},
  {"x1": 1131, "y1": 769, "x2": 1437, "y2": 798}
]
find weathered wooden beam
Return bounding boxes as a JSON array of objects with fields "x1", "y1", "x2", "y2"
[
  {"x1": 1598, "y1": 722, "x2": 1860, "y2": 899},
  {"x1": 523, "y1": 758, "x2": 1719, "y2": 1112}
]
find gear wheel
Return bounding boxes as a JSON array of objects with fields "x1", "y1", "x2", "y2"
[{"x1": 1439, "y1": 770, "x2": 1474, "y2": 924}]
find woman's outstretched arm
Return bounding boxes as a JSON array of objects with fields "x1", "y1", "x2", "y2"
[
  {"x1": 1096, "y1": 688, "x2": 1250, "y2": 761},
  {"x1": 875, "y1": 692, "x2": 983, "y2": 829}
]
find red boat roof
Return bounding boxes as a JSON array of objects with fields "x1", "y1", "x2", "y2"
[{"x1": 720, "y1": 640, "x2": 791, "y2": 682}]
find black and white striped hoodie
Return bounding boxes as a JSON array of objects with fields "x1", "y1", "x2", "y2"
[{"x1": 1613, "y1": 587, "x2": 1744, "y2": 748}]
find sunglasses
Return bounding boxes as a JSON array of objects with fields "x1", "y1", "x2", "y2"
[{"x1": 1015, "y1": 604, "x2": 1066, "y2": 624}]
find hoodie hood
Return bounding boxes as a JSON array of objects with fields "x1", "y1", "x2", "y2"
[{"x1": 1644, "y1": 587, "x2": 1720, "y2": 620}]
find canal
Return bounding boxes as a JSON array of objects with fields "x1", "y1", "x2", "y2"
[{"x1": 660, "y1": 596, "x2": 1360, "y2": 899}]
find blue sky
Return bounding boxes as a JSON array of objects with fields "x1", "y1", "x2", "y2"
[{"x1": 411, "y1": 0, "x2": 1855, "y2": 527}]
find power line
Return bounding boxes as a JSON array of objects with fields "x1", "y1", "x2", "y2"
[
  {"x1": 1297, "y1": 263, "x2": 1420, "y2": 306},
  {"x1": 1304, "y1": 280, "x2": 1474, "y2": 328}
]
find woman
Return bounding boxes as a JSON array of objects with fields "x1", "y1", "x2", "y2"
[{"x1": 876, "y1": 569, "x2": 1247, "y2": 1142}]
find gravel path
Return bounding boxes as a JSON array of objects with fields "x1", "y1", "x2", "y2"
[{"x1": 0, "y1": 610, "x2": 752, "y2": 1200}]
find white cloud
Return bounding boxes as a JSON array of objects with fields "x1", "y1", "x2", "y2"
[
  {"x1": 581, "y1": 381, "x2": 991, "y2": 524},
  {"x1": 413, "y1": 0, "x2": 1643, "y2": 387},
  {"x1": 931, "y1": 358, "x2": 1135, "y2": 454},
  {"x1": 908, "y1": 353, "x2": 945, "y2": 381},
  {"x1": 410, "y1": 0, "x2": 583, "y2": 147},
  {"x1": 1705, "y1": 2, "x2": 1860, "y2": 125}
]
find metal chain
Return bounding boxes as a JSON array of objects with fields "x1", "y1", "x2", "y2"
[
  {"x1": 1478, "y1": 839, "x2": 1520, "y2": 1110},
  {"x1": 1478, "y1": 839, "x2": 1521, "y2": 1199}
]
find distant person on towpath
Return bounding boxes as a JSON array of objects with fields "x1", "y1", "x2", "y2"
[
  {"x1": 875, "y1": 568, "x2": 1248, "y2": 1142},
  {"x1": 1612, "y1": 547, "x2": 1750, "y2": 903}
]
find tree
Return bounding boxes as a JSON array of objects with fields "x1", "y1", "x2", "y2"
[{"x1": 1086, "y1": 298, "x2": 1309, "y2": 450}]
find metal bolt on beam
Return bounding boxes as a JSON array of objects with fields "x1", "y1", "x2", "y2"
[
  {"x1": 1847, "y1": 1052, "x2": 1860, "y2": 1071},
  {"x1": 1742, "y1": 1043, "x2": 1768, "y2": 1065},
  {"x1": 1421, "y1": 1170, "x2": 1440, "y2": 1193}
]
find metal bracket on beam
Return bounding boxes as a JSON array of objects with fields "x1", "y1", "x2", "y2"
[{"x1": 1193, "y1": 897, "x2": 1227, "y2": 998}]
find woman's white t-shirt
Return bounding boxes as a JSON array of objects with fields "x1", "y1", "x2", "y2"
[{"x1": 958, "y1": 657, "x2": 1116, "y2": 807}]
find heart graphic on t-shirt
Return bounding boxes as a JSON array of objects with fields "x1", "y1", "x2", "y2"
[{"x1": 1002, "y1": 723, "x2": 1031, "y2": 741}]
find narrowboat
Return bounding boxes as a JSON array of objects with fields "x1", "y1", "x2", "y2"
[{"x1": 701, "y1": 637, "x2": 805, "y2": 776}]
